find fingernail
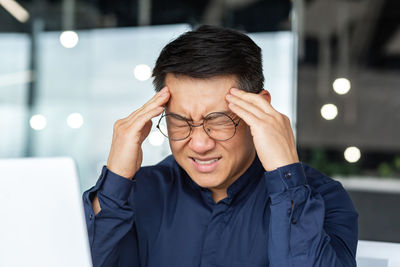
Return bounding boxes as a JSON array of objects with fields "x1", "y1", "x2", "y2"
[{"x1": 231, "y1": 88, "x2": 239, "y2": 93}]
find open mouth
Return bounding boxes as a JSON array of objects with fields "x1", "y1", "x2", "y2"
[{"x1": 190, "y1": 157, "x2": 221, "y2": 173}]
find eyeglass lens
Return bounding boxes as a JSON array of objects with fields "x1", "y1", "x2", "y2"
[{"x1": 157, "y1": 113, "x2": 237, "y2": 141}]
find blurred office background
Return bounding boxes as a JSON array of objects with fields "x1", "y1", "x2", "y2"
[{"x1": 0, "y1": 0, "x2": 399, "y2": 247}]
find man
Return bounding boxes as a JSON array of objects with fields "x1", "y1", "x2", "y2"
[{"x1": 83, "y1": 25, "x2": 358, "y2": 267}]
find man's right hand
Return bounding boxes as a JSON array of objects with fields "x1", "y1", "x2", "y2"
[{"x1": 106, "y1": 87, "x2": 170, "y2": 179}]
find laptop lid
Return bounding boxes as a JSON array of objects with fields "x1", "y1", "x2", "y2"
[
  {"x1": 357, "y1": 240, "x2": 400, "y2": 267},
  {"x1": 0, "y1": 157, "x2": 93, "y2": 267}
]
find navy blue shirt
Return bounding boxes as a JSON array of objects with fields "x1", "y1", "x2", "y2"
[{"x1": 83, "y1": 155, "x2": 358, "y2": 267}]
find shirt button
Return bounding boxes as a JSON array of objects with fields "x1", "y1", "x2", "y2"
[
  {"x1": 284, "y1": 172, "x2": 292, "y2": 179},
  {"x1": 89, "y1": 214, "x2": 93, "y2": 220},
  {"x1": 291, "y1": 218, "x2": 297, "y2": 224}
]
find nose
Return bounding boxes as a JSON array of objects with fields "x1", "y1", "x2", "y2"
[{"x1": 188, "y1": 125, "x2": 216, "y2": 154}]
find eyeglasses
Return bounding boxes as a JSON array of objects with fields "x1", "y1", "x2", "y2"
[{"x1": 156, "y1": 111, "x2": 241, "y2": 141}]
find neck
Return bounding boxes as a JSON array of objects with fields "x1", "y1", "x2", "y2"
[
  {"x1": 210, "y1": 150, "x2": 256, "y2": 203},
  {"x1": 211, "y1": 190, "x2": 228, "y2": 203}
]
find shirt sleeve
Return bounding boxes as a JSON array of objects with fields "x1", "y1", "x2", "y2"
[
  {"x1": 265, "y1": 162, "x2": 358, "y2": 267},
  {"x1": 82, "y1": 166, "x2": 138, "y2": 267}
]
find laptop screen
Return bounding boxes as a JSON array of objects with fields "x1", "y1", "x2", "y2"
[{"x1": 0, "y1": 157, "x2": 93, "y2": 267}]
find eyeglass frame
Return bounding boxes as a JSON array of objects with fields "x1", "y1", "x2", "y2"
[{"x1": 156, "y1": 110, "x2": 241, "y2": 141}]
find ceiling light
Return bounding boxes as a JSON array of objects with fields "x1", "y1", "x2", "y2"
[{"x1": 0, "y1": 0, "x2": 29, "y2": 23}]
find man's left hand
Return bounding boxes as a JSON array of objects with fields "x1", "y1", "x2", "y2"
[{"x1": 226, "y1": 88, "x2": 299, "y2": 171}]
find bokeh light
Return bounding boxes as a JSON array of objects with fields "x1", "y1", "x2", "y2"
[
  {"x1": 148, "y1": 131, "x2": 165, "y2": 146},
  {"x1": 344, "y1": 146, "x2": 361, "y2": 163},
  {"x1": 67, "y1": 113, "x2": 84, "y2": 129},
  {"x1": 133, "y1": 64, "x2": 152, "y2": 81},
  {"x1": 320, "y1": 104, "x2": 338, "y2": 120},
  {"x1": 59, "y1": 31, "x2": 79, "y2": 48},
  {"x1": 333, "y1": 78, "x2": 351, "y2": 95},
  {"x1": 30, "y1": 114, "x2": 47, "y2": 131}
]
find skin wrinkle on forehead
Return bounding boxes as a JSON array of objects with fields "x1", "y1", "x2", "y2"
[{"x1": 164, "y1": 109, "x2": 239, "y2": 123}]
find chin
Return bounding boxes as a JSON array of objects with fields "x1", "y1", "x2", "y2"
[{"x1": 188, "y1": 172, "x2": 225, "y2": 189}]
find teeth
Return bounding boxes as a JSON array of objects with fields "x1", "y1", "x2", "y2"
[{"x1": 194, "y1": 158, "x2": 218, "y2": 165}]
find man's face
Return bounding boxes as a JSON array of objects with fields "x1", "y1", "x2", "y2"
[{"x1": 165, "y1": 73, "x2": 256, "y2": 195}]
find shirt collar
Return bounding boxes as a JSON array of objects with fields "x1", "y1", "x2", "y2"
[{"x1": 225, "y1": 154, "x2": 264, "y2": 204}]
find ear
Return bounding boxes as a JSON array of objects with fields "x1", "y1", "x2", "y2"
[{"x1": 258, "y1": 89, "x2": 271, "y2": 104}]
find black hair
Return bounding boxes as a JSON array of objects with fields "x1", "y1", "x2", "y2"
[{"x1": 152, "y1": 25, "x2": 264, "y2": 93}]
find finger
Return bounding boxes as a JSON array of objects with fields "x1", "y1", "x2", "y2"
[
  {"x1": 127, "y1": 87, "x2": 169, "y2": 120},
  {"x1": 138, "y1": 120, "x2": 153, "y2": 144},
  {"x1": 133, "y1": 92, "x2": 169, "y2": 123},
  {"x1": 263, "y1": 99, "x2": 280, "y2": 115},
  {"x1": 143, "y1": 86, "x2": 170, "y2": 109},
  {"x1": 123, "y1": 88, "x2": 169, "y2": 129},
  {"x1": 229, "y1": 88, "x2": 272, "y2": 113},
  {"x1": 228, "y1": 102, "x2": 262, "y2": 128},
  {"x1": 226, "y1": 93, "x2": 266, "y2": 119},
  {"x1": 124, "y1": 96, "x2": 169, "y2": 129},
  {"x1": 130, "y1": 106, "x2": 165, "y2": 133}
]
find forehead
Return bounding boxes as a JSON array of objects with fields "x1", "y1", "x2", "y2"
[{"x1": 165, "y1": 74, "x2": 238, "y2": 117}]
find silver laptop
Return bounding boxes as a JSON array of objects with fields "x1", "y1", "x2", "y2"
[
  {"x1": 356, "y1": 240, "x2": 400, "y2": 267},
  {"x1": 0, "y1": 157, "x2": 93, "y2": 267}
]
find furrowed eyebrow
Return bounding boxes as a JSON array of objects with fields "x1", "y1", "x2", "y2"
[
  {"x1": 166, "y1": 110, "x2": 233, "y2": 121},
  {"x1": 212, "y1": 110, "x2": 238, "y2": 119},
  {"x1": 165, "y1": 112, "x2": 191, "y2": 121}
]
